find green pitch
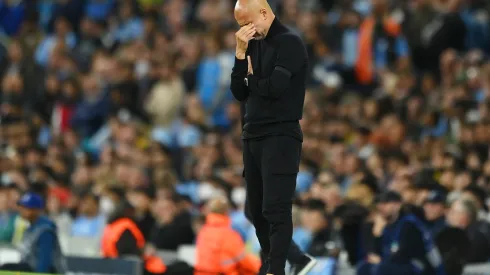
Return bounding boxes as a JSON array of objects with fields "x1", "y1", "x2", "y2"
[{"x1": 0, "y1": 272, "x2": 59, "y2": 275}]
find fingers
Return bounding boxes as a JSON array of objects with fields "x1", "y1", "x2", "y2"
[{"x1": 236, "y1": 24, "x2": 256, "y2": 41}]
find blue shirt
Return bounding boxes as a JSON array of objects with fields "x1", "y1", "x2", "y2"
[{"x1": 71, "y1": 215, "x2": 105, "y2": 237}]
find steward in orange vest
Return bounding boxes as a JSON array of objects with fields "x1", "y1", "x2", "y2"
[
  {"x1": 101, "y1": 201, "x2": 167, "y2": 275},
  {"x1": 195, "y1": 197, "x2": 260, "y2": 275}
]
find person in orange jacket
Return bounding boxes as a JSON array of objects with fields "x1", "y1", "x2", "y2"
[
  {"x1": 101, "y1": 200, "x2": 167, "y2": 275},
  {"x1": 195, "y1": 196, "x2": 261, "y2": 275}
]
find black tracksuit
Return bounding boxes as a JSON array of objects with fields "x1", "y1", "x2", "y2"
[{"x1": 230, "y1": 17, "x2": 308, "y2": 275}]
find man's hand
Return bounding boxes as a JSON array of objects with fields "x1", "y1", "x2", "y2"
[
  {"x1": 247, "y1": 55, "x2": 253, "y2": 75},
  {"x1": 235, "y1": 24, "x2": 256, "y2": 60},
  {"x1": 367, "y1": 254, "x2": 381, "y2": 264},
  {"x1": 372, "y1": 213, "x2": 387, "y2": 237}
]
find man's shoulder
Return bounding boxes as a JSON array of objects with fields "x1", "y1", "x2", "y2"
[{"x1": 275, "y1": 31, "x2": 305, "y2": 46}]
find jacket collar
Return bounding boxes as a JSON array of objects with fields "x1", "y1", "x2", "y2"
[
  {"x1": 265, "y1": 17, "x2": 288, "y2": 40},
  {"x1": 206, "y1": 213, "x2": 231, "y2": 226}
]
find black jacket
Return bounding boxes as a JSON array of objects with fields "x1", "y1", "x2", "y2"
[{"x1": 230, "y1": 18, "x2": 308, "y2": 140}]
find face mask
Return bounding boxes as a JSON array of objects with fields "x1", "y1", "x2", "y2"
[
  {"x1": 100, "y1": 196, "x2": 115, "y2": 216},
  {"x1": 231, "y1": 187, "x2": 246, "y2": 207},
  {"x1": 198, "y1": 182, "x2": 224, "y2": 202}
]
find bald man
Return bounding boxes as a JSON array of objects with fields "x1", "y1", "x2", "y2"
[{"x1": 230, "y1": 1, "x2": 315, "y2": 275}]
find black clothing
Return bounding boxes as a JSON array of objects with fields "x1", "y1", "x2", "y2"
[
  {"x1": 466, "y1": 221, "x2": 490, "y2": 263},
  {"x1": 134, "y1": 210, "x2": 156, "y2": 240},
  {"x1": 407, "y1": 11, "x2": 466, "y2": 76},
  {"x1": 232, "y1": 18, "x2": 308, "y2": 275},
  {"x1": 149, "y1": 211, "x2": 195, "y2": 251},
  {"x1": 231, "y1": 17, "x2": 308, "y2": 141},
  {"x1": 116, "y1": 229, "x2": 142, "y2": 256},
  {"x1": 307, "y1": 228, "x2": 331, "y2": 257},
  {"x1": 243, "y1": 135, "x2": 301, "y2": 275}
]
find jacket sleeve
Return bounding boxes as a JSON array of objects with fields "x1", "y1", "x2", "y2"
[
  {"x1": 221, "y1": 231, "x2": 261, "y2": 274},
  {"x1": 35, "y1": 231, "x2": 55, "y2": 272},
  {"x1": 116, "y1": 229, "x2": 142, "y2": 257},
  {"x1": 390, "y1": 222, "x2": 426, "y2": 263},
  {"x1": 230, "y1": 54, "x2": 250, "y2": 102},
  {"x1": 247, "y1": 35, "x2": 307, "y2": 99}
]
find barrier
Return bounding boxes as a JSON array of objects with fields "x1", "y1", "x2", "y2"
[
  {"x1": 2, "y1": 245, "x2": 489, "y2": 275},
  {"x1": 0, "y1": 247, "x2": 141, "y2": 275}
]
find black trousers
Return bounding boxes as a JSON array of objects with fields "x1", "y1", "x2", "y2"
[{"x1": 243, "y1": 135, "x2": 303, "y2": 275}]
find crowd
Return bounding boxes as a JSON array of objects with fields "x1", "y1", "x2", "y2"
[{"x1": 1, "y1": 0, "x2": 490, "y2": 274}]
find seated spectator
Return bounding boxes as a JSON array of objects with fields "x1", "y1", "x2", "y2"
[
  {"x1": 71, "y1": 192, "x2": 105, "y2": 238},
  {"x1": 148, "y1": 193, "x2": 195, "y2": 251},
  {"x1": 127, "y1": 187, "x2": 155, "y2": 240},
  {"x1": 300, "y1": 199, "x2": 331, "y2": 257},
  {"x1": 423, "y1": 190, "x2": 448, "y2": 236},
  {"x1": 34, "y1": 17, "x2": 76, "y2": 67},
  {"x1": 446, "y1": 198, "x2": 490, "y2": 263},
  {"x1": 0, "y1": 185, "x2": 15, "y2": 242},
  {"x1": 358, "y1": 191, "x2": 445, "y2": 275},
  {"x1": 195, "y1": 196, "x2": 260, "y2": 275}
]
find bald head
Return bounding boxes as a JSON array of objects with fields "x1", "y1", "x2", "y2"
[
  {"x1": 234, "y1": 0, "x2": 275, "y2": 40},
  {"x1": 207, "y1": 196, "x2": 230, "y2": 215}
]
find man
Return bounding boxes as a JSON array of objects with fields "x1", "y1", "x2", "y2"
[
  {"x1": 148, "y1": 193, "x2": 195, "y2": 251},
  {"x1": 0, "y1": 192, "x2": 65, "y2": 273},
  {"x1": 300, "y1": 199, "x2": 330, "y2": 257},
  {"x1": 230, "y1": 1, "x2": 315, "y2": 274},
  {"x1": 446, "y1": 198, "x2": 490, "y2": 263},
  {"x1": 71, "y1": 191, "x2": 106, "y2": 238},
  {"x1": 423, "y1": 190, "x2": 447, "y2": 236},
  {"x1": 358, "y1": 191, "x2": 445, "y2": 275},
  {"x1": 195, "y1": 196, "x2": 260, "y2": 275}
]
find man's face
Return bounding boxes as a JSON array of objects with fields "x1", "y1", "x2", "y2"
[
  {"x1": 19, "y1": 206, "x2": 37, "y2": 221},
  {"x1": 424, "y1": 202, "x2": 445, "y2": 221},
  {"x1": 446, "y1": 201, "x2": 468, "y2": 229},
  {"x1": 377, "y1": 202, "x2": 400, "y2": 220},
  {"x1": 235, "y1": 10, "x2": 268, "y2": 40}
]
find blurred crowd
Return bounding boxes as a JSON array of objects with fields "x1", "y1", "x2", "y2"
[{"x1": 1, "y1": 0, "x2": 490, "y2": 273}]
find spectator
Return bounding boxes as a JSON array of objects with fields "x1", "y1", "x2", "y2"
[
  {"x1": 423, "y1": 190, "x2": 448, "y2": 236},
  {"x1": 0, "y1": 185, "x2": 15, "y2": 242},
  {"x1": 446, "y1": 198, "x2": 490, "y2": 263},
  {"x1": 358, "y1": 191, "x2": 445, "y2": 275},
  {"x1": 71, "y1": 192, "x2": 105, "y2": 238},
  {"x1": 148, "y1": 193, "x2": 194, "y2": 251},
  {"x1": 300, "y1": 199, "x2": 331, "y2": 257}
]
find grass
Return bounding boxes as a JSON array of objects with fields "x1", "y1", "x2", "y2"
[{"x1": 0, "y1": 272, "x2": 59, "y2": 275}]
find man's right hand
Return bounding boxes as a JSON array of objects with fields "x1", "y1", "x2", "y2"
[{"x1": 235, "y1": 24, "x2": 256, "y2": 60}]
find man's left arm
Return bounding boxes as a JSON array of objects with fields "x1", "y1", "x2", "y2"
[
  {"x1": 36, "y1": 231, "x2": 55, "y2": 272},
  {"x1": 247, "y1": 35, "x2": 306, "y2": 99}
]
